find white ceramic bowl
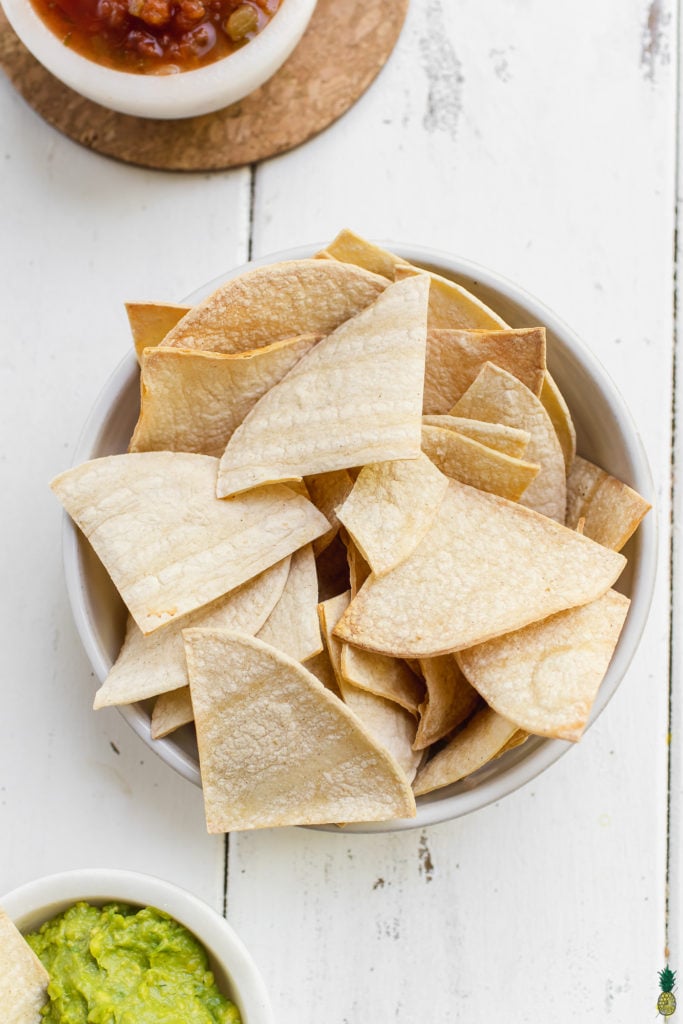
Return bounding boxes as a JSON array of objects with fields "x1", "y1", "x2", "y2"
[
  {"x1": 2, "y1": 868, "x2": 273, "y2": 1024},
  {"x1": 0, "y1": 0, "x2": 317, "y2": 118},
  {"x1": 62, "y1": 243, "x2": 656, "y2": 833}
]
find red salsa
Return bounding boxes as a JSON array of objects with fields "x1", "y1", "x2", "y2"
[{"x1": 29, "y1": 0, "x2": 282, "y2": 73}]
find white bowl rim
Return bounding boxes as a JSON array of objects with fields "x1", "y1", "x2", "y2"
[
  {"x1": 0, "y1": 0, "x2": 318, "y2": 118},
  {"x1": 1, "y1": 868, "x2": 273, "y2": 1024},
  {"x1": 62, "y1": 241, "x2": 658, "y2": 834}
]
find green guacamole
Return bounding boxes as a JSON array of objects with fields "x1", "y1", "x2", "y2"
[{"x1": 26, "y1": 902, "x2": 241, "y2": 1024}]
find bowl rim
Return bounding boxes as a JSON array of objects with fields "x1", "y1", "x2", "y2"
[
  {"x1": 0, "y1": 0, "x2": 318, "y2": 118},
  {"x1": 62, "y1": 241, "x2": 658, "y2": 834},
  {"x1": 1, "y1": 867, "x2": 273, "y2": 1024}
]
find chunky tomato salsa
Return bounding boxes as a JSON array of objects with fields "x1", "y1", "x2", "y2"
[{"x1": 29, "y1": 0, "x2": 282, "y2": 73}]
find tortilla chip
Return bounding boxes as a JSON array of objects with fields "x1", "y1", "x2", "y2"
[
  {"x1": 423, "y1": 327, "x2": 546, "y2": 413},
  {"x1": 343, "y1": 534, "x2": 371, "y2": 597},
  {"x1": 184, "y1": 629, "x2": 416, "y2": 830},
  {"x1": 341, "y1": 644, "x2": 424, "y2": 716},
  {"x1": 95, "y1": 557, "x2": 290, "y2": 710},
  {"x1": 496, "y1": 730, "x2": 529, "y2": 756},
  {"x1": 51, "y1": 453, "x2": 329, "y2": 634},
  {"x1": 421, "y1": 424, "x2": 539, "y2": 502},
  {"x1": 216, "y1": 276, "x2": 429, "y2": 497},
  {"x1": 337, "y1": 452, "x2": 449, "y2": 576},
  {"x1": 413, "y1": 708, "x2": 519, "y2": 795},
  {"x1": 456, "y1": 590, "x2": 630, "y2": 741},
  {"x1": 305, "y1": 646, "x2": 341, "y2": 696},
  {"x1": 451, "y1": 362, "x2": 566, "y2": 521},
  {"x1": 413, "y1": 656, "x2": 481, "y2": 749},
  {"x1": 318, "y1": 228, "x2": 409, "y2": 279},
  {"x1": 566, "y1": 456, "x2": 651, "y2": 551},
  {"x1": 422, "y1": 415, "x2": 531, "y2": 458},
  {"x1": 319, "y1": 593, "x2": 422, "y2": 782},
  {"x1": 256, "y1": 545, "x2": 322, "y2": 662},
  {"x1": 334, "y1": 479, "x2": 626, "y2": 658},
  {"x1": 393, "y1": 265, "x2": 508, "y2": 330},
  {"x1": 125, "y1": 302, "x2": 190, "y2": 362},
  {"x1": 540, "y1": 370, "x2": 576, "y2": 469},
  {"x1": 305, "y1": 470, "x2": 355, "y2": 556},
  {"x1": 0, "y1": 907, "x2": 49, "y2": 1024},
  {"x1": 130, "y1": 335, "x2": 320, "y2": 457},
  {"x1": 162, "y1": 259, "x2": 386, "y2": 353},
  {"x1": 151, "y1": 686, "x2": 194, "y2": 739}
]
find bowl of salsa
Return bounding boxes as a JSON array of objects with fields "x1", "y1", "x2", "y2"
[
  {"x1": 0, "y1": 0, "x2": 317, "y2": 117},
  {"x1": 2, "y1": 868, "x2": 273, "y2": 1023}
]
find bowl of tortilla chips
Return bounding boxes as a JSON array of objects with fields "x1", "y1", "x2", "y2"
[
  {"x1": 55, "y1": 230, "x2": 655, "y2": 834},
  {"x1": 1, "y1": 868, "x2": 272, "y2": 1022}
]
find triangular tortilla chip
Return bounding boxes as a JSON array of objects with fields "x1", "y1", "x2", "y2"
[
  {"x1": 184, "y1": 629, "x2": 416, "y2": 831},
  {"x1": 0, "y1": 907, "x2": 49, "y2": 1024},
  {"x1": 151, "y1": 686, "x2": 194, "y2": 739},
  {"x1": 414, "y1": 656, "x2": 481, "y2": 749},
  {"x1": 540, "y1": 370, "x2": 576, "y2": 469},
  {"x1": 422, "y1": 415, "x2": 531, "y2": 458},
  {"x1": 256, "y1": 545, "x2": 322, "y2": 662},
  {"x1": 421, "y1": 424, "x2": 539, "y2": 502},
  {"x1": 394, "y1": 264, "x2": 508, "y2": 330},
  {"x1": 413, "y1": 708, "x2": 518, "y2": 795},
  {"x1": 162, "y1": 259, "x2": 387, "y2": 353},
  {"x1": 423, "y1": 327, "x2": 546, "y2": 413},
  {"x1": 52, "y1": 452, "x2": 329, "y2": 634},
  {"x1": 125, "y1": 302, "x2": 190, "y2": 362},
  {"x1": 337, "y1": 452, "x2": 449, "y2": 576},
  {"x1": 341, "y1": 644, "x2": 424, "y2": 716},
  {"x1": 319, "y1": 594, "x2": 422, "y2": 782},
  {"x1": 95, "y1": 557, "x2": 290, "y2": 710},
  {"x1": 317, "y1": 228, "x2": 409, "y2": 279},
  {"x1": 452, "y1": 362, "x2": 566, "y2": 521},
  {"x1": 305, "y1": 470, "x2": 355, "y2": 556},
  {"x1": 456, "y1": 590, "x2": 630, "y2": 741},
  {"x1": 130, "y1": 335, "x2": 320, "y2": 457},
  {"x1": 334, "y1": 480, "x2": 626, "y2": 658},
  {"x1": 216, "y1": 276, "x2": 429, "y2": 497},
  {"x1": 566, "y1": 456, "x2": 651, "y2": 551}
]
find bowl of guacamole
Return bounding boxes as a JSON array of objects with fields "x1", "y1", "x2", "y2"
[{"x1": 1, "y1": 869, "x2": 273, "y2": 1024}]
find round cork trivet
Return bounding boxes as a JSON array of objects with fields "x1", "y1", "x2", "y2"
[{"x1": 0, "y1": 0, "x2": 408, "y2": 171}]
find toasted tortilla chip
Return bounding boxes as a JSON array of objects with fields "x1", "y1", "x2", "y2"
[
  {"x1": 421, "y1": 424, "x2": 539, "y2": 502},
  {"x1": 393, "y1": 265, "x2": 508, "y2": 330},
  {"x1": 96, "y1": 557, "x2": 290, "y2": 711},
  {"x1": 319, "y1": 593, "x2": 421, "y2": 782},
  {"x1": 423, "y1": 327, "x2": 546, "y2": 413},
  {"x1": 184, "y1": 629, "x2": 416, "y2": 830},
  {"x1": 216, "y1": 276, "x2": 429, "y2": 497},
  {"x1": 540, "y1": 371, "x2": 576, "y2": 469},
  {"x1": 413, "y1": 708, "x2": 518, "y2": 795},
  {"x1": 162, "y1": 259, "x2": 386, "y2": 353},
  {"x1": 452, "y1": 362, "x2": 566, "y2": 521},
  {"x1": 151, "y1": 686, "x2": 194, "y2": 739},
  {"x1": 126, "y1": 302, "x2": 190, "y2": 362},
  {"x1": 496, "y1": 729, "x2": 529, "y2": 756},
  {"x1": 337, "y1": 452, "x2": 448, "y2": 576},
  {"x1": 52, "y1": 453, "x2": 329, "y2": 634},
  {"x1": 334, "y1": 479, "x2": 626, "y2": 658},
  {"x1": 343, "y1": 534, "x2": 371, "y2": 597},
  {"x1": 0, "y1": 907, "x2": 49, "y2": 1024},
  {"x1": 130, "y1": 335, "x2": 320, "y2": 457},
  {"x1": 341, "y1": 644, "x2": 424, "y2": 716},
  {"x1": 456, "y1": 590, "x2": 630, "y2": 741},
  {"x1": 317, "y1": 228, "x2": 409, "y2": 279},
  {"x1": 566, "y1": 456, "x2": 651, "y2": 551},
  {"x1": 413, "y1": 656, "x2": 481, "y2": 750},
  {"x1": 256, "y1": 545, "x2": 322, "y2": 662},
  {"x1": 422, "y1": 415, "x2": 531, "y2": 458},
  {"x1": 305, "y1": 470, "x2": 355, "y2": 556},
  {"x1": 306, "y1": 646, "x2": 341, "y2": 696}
]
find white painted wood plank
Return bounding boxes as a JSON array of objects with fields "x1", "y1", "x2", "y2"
[
  {"x1": 233, "y1": 0, "x2": 675, "y2": 1019},
  {"x1": 0, "y1": 83, "x2": 251, "y2": 906}
]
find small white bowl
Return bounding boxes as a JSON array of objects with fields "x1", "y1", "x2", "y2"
[
  {"x1": 62, "y1": 243, "x2": 657, "y2": 833},
  {"x1": 0, "y1": 0, "x2": 317, "y2": 118},
  {"x1": 2, "y1": 868, "x2": 273, "y2": 1024}
]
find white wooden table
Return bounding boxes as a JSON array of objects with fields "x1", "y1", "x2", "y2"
[{"x1": 1, "y1": 1, "x2": 680, "y2": 1020}]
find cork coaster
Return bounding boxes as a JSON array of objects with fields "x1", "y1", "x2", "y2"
[{"x1": 0, "y1": 0, "x2": 408, "y2": 171}]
